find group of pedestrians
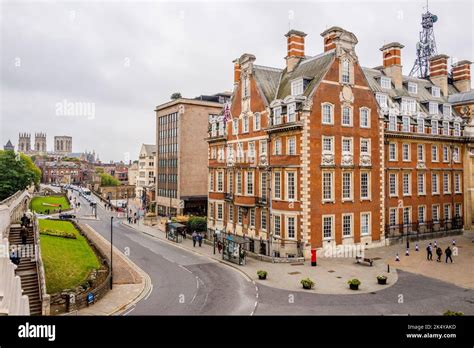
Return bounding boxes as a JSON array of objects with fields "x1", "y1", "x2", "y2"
[
  {"x1": 426, "y1": 240, "x2": 455, "y2": 263},
  {"x1": 191, "y1": 231, "x2": 203, "y2": 247},
  {"x1": 127, "y1": 211, "x2": 138, "y2": 224}
]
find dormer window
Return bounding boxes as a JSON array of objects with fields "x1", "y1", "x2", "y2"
[
  {"x1": 380, "y1": 77, "x2": 392, "y2": 89},
  {"x1": 443, "y1": 104, "x2": 452, "y2": 116},
  {"x1": 401, "y1": 98, "x2": 416, "y2": 114},
  {"x1": 454, "y1": 122, "x2": 461, "y2": 136},
  {"x1": 431, "y1": 86, "x2": 440, "y2": 97},
  {"x1": 408, "y1": 82, "x2": 418, "y2": 94},
  {"x1": 431, "y1": 120, "x2": 438, "y2": 135},
  {"x1": 273, "y1": 106, "x2": 282, "y2": 125},
  {"x1": 287, "y1": 103, "x2": 296, "y2": 122},
  {"x1": 376, "y1": 93, "x2": 388, "y2": 108},
  {"x1": 443, "y1": 121, "x2": 450, "y2": 136},
  {"x1": 389, "y1": 115, "x2": 397, "y2": 131},
  {"x1": 429, "y1": 102, "x2": 439, "y2": 115},
  {"x1": 402, "y1": 116, "x2": 410, "y2": 132},
  {"x1": 342, "y1": 59, "x2": 350, "y2": 84},
  {"x1": 291, "y1": 79, "x2": 304, "y2": 96},
  {"x1": 417, "y1": 117, "x2": 424, "y2": 134}
]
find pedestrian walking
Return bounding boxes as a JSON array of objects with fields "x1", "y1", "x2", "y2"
[
  {"x1": 426, "y1": 243, "x2": 433, "y2": 260},
  {"x1": 20, "y1": 214, "x2": 29, "y2": 227},
  {"x1": 395, "y1": 253, "x2": 400, "y2": 262},
  {"x1": 192, "y1": 231, "x2": 197, "y2": 247},
  {"x1": 452, "y1": 239, "x2": 456, "y2": 246},
  {"x1": 445, "y1": 246, "x2": 453, "y2": 263},
  {"x1": 217, "y1": 240, "x2": 222, "y2": 254},
  {"x1": 405, "y1": 248, "x2": 409, "y2": 256},
  {"x1": 434, "y1": 240, "x2": 437, "y2": 249},
  {"x1": 198, "y1": 233, "x2": 203, "y2": 247},
  {"x1": 415, "y1": 244, "x2": 419, "y2": 252},
  {"x1": 20, "y1": 225, "x2": 28, "y2": 245},
  {"x1": 436, "y1": 247, "x2": 443, "y2": 262}
]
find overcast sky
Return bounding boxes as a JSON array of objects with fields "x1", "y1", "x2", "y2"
[{"x1": 1, "y1": 0, "x2": 473, "y2": 162}]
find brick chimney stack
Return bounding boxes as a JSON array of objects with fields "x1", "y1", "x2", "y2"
[
  {"x1": 233, "y1": 58, "x2": 241, "y2": 86},
  {"x1": 452, "y1": 60, "x2": 472, "y2": 93},
  {"x1": 320, "y1": 26, "x2": 358, "y2": 58},
  {"x1": 429, "y1": 54, "x2": 449, "y2": 96},
  {"x1": 285, "y1": 29, "x2": 306, "y2": 73},
  {"x1": 380, "y1": 42, "x2": 404, "y2": 90}
]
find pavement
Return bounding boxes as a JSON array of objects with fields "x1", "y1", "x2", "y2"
[{"x1": 122, "y1": 221, "x2": 397, "y2": 294}]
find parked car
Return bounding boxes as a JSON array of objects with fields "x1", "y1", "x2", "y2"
[{"x1": 59, "y1": 213, "x2": 76, "y2": 220}]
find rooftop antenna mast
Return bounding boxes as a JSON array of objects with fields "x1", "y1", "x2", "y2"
[{"x1": 409, "y1": 0, "x2": 438, "y2": 78}]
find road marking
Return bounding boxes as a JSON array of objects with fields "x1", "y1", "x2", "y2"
[
  {"x1": 144, "y1": 284, "x2": 153, "y2": 301},
  {"x1": 196, "y1": 276, "x2": 199, "y2": 289},
  {"x1": 123, "y1": 307, "x2": 135, "y2": 316},
  {"x1": 178, "y1": 264, "x2": 193, "y2": 274}
]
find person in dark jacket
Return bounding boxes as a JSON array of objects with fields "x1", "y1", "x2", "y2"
[
  {"x1": 436, "y1": 247, "x2": 443, "y2": 262},
  {"x1": 20, "y1": 225, "x2": 28, "y2": 245},
  {"x1": 192, "y1": 231, "x2": 197, "y2": 247},
  {"x1": 445, "y1": 246, "x2": 453, "y2": 263},
  {"x1": 426, "y1": 243, "x2": 433, "y2": 260},
  {"x1": 198, "y1": 233, "x2": 203, "y2": 247}
]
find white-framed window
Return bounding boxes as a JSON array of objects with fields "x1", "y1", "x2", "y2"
[
  {"x1": 432, "y1": 205, "x2": 440, "y2": 222},
  {"x1": 408, "y1": 82, "x2": 418, "y2": 94},
  {"x1": 322, "y1": 136, "x2": 334, "y2": 154},
  {"x1": 380, "y1": 76, "x2": 391, "y2": 89},
  {"x1": 322, "y1": 103, "x2": 334, "y2": 125},
  {"x1": 248, "y1": 141, "x2": 255, "y2": 160},
  {"x1": 360, "y1": 138, "x2": 370, "y2": 154},
  {"x1": 243, "y1": 116, "x2": 249, "y2": 133},
  {"x1": 228, "y1": 171, "x2": 233, "y2": 193},
  {"x1": 260, "y1": 172, "x2": 267, "y2": 200},
  {"x1": 360, "y1": 172, "x2": 370, "y2": 200},
  {"x1": 443, "y1": 121, "x2": 450, "y2": 136},
  {"x1": 389, "y1": 143, "x2": 397, "y2": 161},
  {"x1": 444, "y1": 204, "x2": 451, "y2": 220},
  {"x1": 246, "y1": 171, "x2": 254, "y2": 195},
  {"x1": 402, "y1": 116, "x2": 410, "y2": 132},
  {"x1": 342, "y1": 59, "x2": 350, "y2": 84},
  {"x1": 286, "y1": 171, "x2": 296, "y2": 201},
  {"x1": 322, "y1": 171, "x2": 334, "y2": 202},
  {"x1": 274, "y1": 171, "x2": 281, "y2": 199},
  {"x1": 274, "y1": 215, "x2": 281, "y2": 237},
  {"x1": 322, "y1": 215, "x2": 334, "y2": 239},
  {"x1": 342, "y1": 106, "x2": 352, "y2": 126},
  {"x1": 417, "y1": 117, "x2": 424, "y2": 133},
  {"x1": 443, "y1": 173, "x2": 450, "y2": 194},
  {"x1": 287, "y1": 216, "x2": 296, "y2": 239},
  {"x1": 360, "y1": 108, "x2": 370, "y2": 128},
  {"x1": 261, "y1": 209, "x2": 267, "y2": 230},
  {"x1": 443, "y1": 145, "x2": 449, "y2": 162},
  {"x1": 418, "y1": 173, "x2": 425, "y2": 195},
  {"x1": 228, "y1": 204, "x2": 233, "y2": 222},
  {"x1": 453, "y1": 123, "x2": 461, "y2": 137},
  {"x1": 287, "y1": 103, "x2": 296, "y2": 122},
  {"x1": 431, "y1": 145, "x2": 438, "y2": 162},
  {"x1": 342, "y1": 171, "x2": 353, "y2": 201},
  {"x1": 389, "y1": 115, "x2": 397, "y2": 131},
  {"x1": 342, "y1": 214, "x2": 353, "y2": 237},
  {"x1": 232, "y1": 118, "x2": 239, "y2": 135},
  {"x1": 243, "y1": 76, "x2": 250, "y2": 97},
  {"x1": 360, "y1": 212, "x2": 371, "y2": 235},
  {"x1": 273, "y1": 107, "x2": 282, "y2": 125},
  {"x1": 237, "y1": 206, "x2": 243, "y2": 224},
  {"x1": 376, "y1": 93, "x2": 388, "y2": 108},
  {"x1": 403, "y1": 172, "x2": 411, "y2": 196},
  {"x1": 217, "y1": 203, "x2": 223, "y2": 220},
  {"x1": 455, "y1": 173, "x2": 462, "y2": 193},
  {"x1": 254, "y1": 113, "x2": 261, "y2": 131},
  {"x1": 402, "y1": 143, "x2": 410, "y2": 161},
  {"x1": 274, "y1": 138, "x2": 282, "y2": 155},
  {"x1": 403, "y1": 207, "x2": 411, "y2": 225},
  {"x1": 402, "y1": 98, "x2": 416, "y2": 114},
  {"x1": 432, "y1": 173, "x2": 439, "y2": 194},
  {"x1": 453, "y1": 147, "x2": 460, "y2": 162},
  {"x1": 417, "y1": 144, "x2": 424, "y2": 162},
  {"x1": 429, "y1": 102, "x2": 438, "y2": 115},
  {"x1": 431, "y1": 120, "x2": 438, "y2": 135},
  {"x1": 209, "y1": 171, "x2": 214, "y2": 191},
  {"x1": 443, "y1": 104, "x2": 452, "y2": 116},
  {"x1": 217, "y1": 171, "x2": 224, "y2": 192},
  {"x1": 455, "y1": 203, "x2": 462, "y2": 217},
  {"x1": 249, "y1": 208, "x2": 255, "y2": 227},
  {"x1": 418, "y1": 205, "x2": 426, "y2": 223},
  {"x1": 389, "y1": 173, "x2": 398, "y2": 196},
  {"x1": 432, "y1": 86, "x2": 440, "y2": 97},
  {"x1": 236, "y1": 171, "x2": 242, "y2": 194},
  {"x1": 287, "y1": 137, "x2": 296, "y2": 155},
  {"x1": 259, "y1": 140, "x2": 267, "y2": 156},
  {"x1": 209, "y1": 203, "x2": 214, "y2": 219},
  {"x1": 342, "y1": 137, "x2": 353, "y2": 155},
  {"x1": 291, "y1": 79, "x2": 304, "y2": 96},
  {"x1": 389, "y1": 208, "x2": 397, "y2": 226}
]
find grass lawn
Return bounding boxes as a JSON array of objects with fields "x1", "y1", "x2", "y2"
[
  {"x1": 31, "y1": 195, "x2": 70, "y2": 214},
  {"x1": 39, "y1": 219, "x2": 100, "y2": 294}
]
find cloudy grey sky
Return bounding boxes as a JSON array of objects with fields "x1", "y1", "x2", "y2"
[{"x1": 1, "y1": 0, "x2": 473, "y2": 162}]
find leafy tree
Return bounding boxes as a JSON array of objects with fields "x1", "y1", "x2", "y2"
[
  {"x1": 187, "y1": 216, "x2": 207, "y2": 232},
  {"x1": 171, "y1": 92, "x2": 182, "y2": 100},
  {"x1": 100, "y1": 173, "x2": 120, "y2": 186},
  {"x1": 0, "y1": 150, "x2": 41, "y2": 200}
]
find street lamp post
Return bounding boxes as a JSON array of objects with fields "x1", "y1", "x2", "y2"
[{"x1": 110, "y1": 216, "x2": 114, "y2": 289}]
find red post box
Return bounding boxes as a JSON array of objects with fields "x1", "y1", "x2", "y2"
[{"x1": 311, "y1": 248, "x2": 317, "y2": 266}]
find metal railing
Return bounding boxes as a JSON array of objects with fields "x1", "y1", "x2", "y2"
[{"x1": 385, "y1": 217, "x2": 463, "y2": 239}]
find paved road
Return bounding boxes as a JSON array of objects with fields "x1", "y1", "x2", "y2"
[
  {"x1": 69, "y1": 189, "x2": 474, "y2": 315},
  {"x1": 72, "y1": 190, "x2": 257, "y2": 315}
]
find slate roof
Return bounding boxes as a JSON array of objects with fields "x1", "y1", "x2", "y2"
[
  {"x1": 141, "y1": 144, "x2": 156, "y2": 155},
  {"x1": 251, "y1": 50, "x2": 335, "y2": 104},
  {"x1": 448, "y1": 89, "x2": 474, "y2": 104}
]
